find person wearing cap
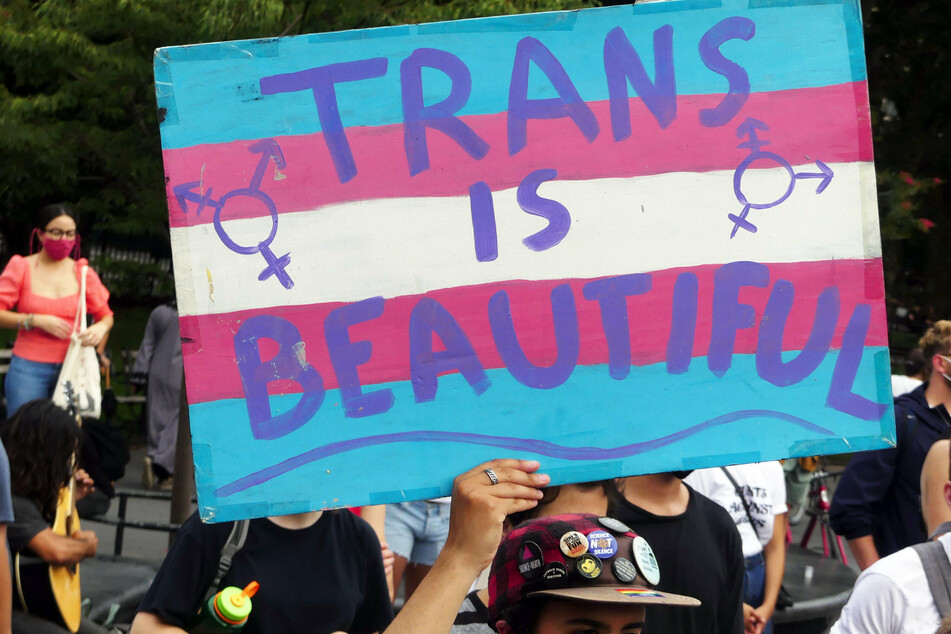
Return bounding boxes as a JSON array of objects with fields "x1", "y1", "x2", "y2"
[
  {"x1": 384, "y1": 464, "x2": 693, "y2": 634},
  {"x1": 382, "y1": 459, "x2": 552, "y2": 634},
  {"x1": 453, "y1": 481, "x2": 614, "y2": 633},
  {"x1": 487, "y1": 513, "x2": 700, "y2": 633},
  {"x1": 612, "y1": 473, "x2": 745, "y2": 634}
]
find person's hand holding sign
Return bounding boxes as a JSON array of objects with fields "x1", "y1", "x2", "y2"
[
  {"x1": 384, "y1": 458, "x2": 549, "y2": 634},
  {"x1": 442, "y1": 459, "x2": 549, "y2": 576}
]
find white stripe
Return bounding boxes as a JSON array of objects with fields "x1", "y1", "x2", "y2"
[{"x1": 172, "y1": 162, "x2": 880, "y2": 317}]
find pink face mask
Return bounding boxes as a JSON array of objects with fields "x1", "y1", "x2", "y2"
[{"x1": 42, "y1": 235, "x2": 78, "y2": 261}]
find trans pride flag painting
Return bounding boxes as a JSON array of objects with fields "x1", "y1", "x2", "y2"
[{"x1": 155, "y1": 0, "x2": 892, "y2": 522}]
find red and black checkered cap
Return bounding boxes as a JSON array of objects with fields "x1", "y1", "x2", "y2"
[{"x1": 487, "y1": 513, "x2": 699, "y2": 626}]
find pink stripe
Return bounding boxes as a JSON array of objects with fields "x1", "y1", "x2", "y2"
[
  {"x1": 165, "y1": 83, "x2": 872, "y2": 228},
  {"x1": 181, "y1": 258, "x2": 887, "y2": 404}
]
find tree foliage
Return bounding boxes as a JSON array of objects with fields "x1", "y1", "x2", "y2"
[
  {"x1": 862, "y1": 0, "x2": 950, "y2": 313},
  {"x1": 2, "y1": 0, "x2": 949, "y2": 311},
  {"x1": 0, "y1": 0, "x2": 592, "y2": 263}
]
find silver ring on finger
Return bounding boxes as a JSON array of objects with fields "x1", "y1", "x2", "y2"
[{"x1": 484, "y1": 468, "x2": 499, "y2": 486}]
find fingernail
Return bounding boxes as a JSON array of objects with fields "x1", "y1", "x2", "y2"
[
  {"x1": 521, "y1": 460, "x2": 541, "y2": 470},
  {"x1": 534, "y1": 473, "x2": 550, "y2": 485}
]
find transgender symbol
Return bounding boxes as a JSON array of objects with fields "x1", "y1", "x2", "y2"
[
  {"x1": 173, "y1": 139, "x2": 294, "y2": 289},
  {"x1": 728, "y1": 118, "x2": 834, "y2": 239}
]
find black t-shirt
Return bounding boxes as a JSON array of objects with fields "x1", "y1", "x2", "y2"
[
  {"x1": 614, "y1": 484, "x2": 744, "y2": 634},
  {"x1": 139, "y1": 510, "x2": 393, "y2": 634},
  {"x1": 8, "y1": 495, "x2": 49, "y2": 553}
]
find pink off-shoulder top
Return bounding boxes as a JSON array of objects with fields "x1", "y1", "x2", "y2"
[{"x1": 0, "y1": 255, "x2": 113, "y2": 364}]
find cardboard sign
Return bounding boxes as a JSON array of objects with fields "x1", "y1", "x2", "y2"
[{"x1": 155, "y1": 0, "x2": 892, "y2": 522}]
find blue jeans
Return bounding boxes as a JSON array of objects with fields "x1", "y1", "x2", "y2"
[
  {"x1": 385, "y1": 501, "x2": 451, "y2": 566},
  {"x1": 4, "y1": 355, "x2": 61, "y2": 416},
  {"x1": 744, "y1": 552, "x2": 773, "y2": 634}
]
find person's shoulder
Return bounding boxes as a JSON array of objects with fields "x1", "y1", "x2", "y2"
[
  {"x1": 757, "y1": 460, "x2": 785, "y2": 482},
  {"x1": 866, "y1": 541, "x2": 925, "y2": 582},
  {"x1": 326, "y1": 509, "x2": 377, "y2": 542},
  {"x1": 894, "y1": 386, "x2": 929, "y2": 418},
  {"x1": 2, "y1": 254, "x2": 29, "y2": 274},
  {"x1": 689, "y1": 486, "x2": 738, "y2": 530},
  {"x1": 176, "y1": 511, "x2": 236, "y2": 548},
  {"x1": 683, "y1": 467, "x2": 718, "y2": 489}
]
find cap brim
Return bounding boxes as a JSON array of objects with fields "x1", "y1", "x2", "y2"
[{"x1": 528, "y1": 586, "x2": 701, "y2": 607}]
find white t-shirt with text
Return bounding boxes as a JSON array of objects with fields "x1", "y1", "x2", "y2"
[{"x1": 685, "y1": 462, "x2": 787, "y2": 558}]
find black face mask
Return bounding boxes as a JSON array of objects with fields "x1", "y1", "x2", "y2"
[{"x1": 671, "y1": 470, "x2": 694, "y2": 480}]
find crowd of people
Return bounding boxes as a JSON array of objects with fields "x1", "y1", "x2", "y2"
[{"x1": 0, "y1": 204, "x2": 949, "y2": 633}]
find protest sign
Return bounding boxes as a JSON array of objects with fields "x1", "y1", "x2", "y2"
[{"x1": 155, "y1": 0, "x2": 891, "y2": 522}]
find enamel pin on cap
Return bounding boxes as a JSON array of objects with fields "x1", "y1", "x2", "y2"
[
  {"x1": 576, "y1": 553, "x2": 603, "y2": 579},
  {"x1": 598, "y1": 517, "x2": 633, "y2": 534},
  {"x1": 542, "y1": 562, "x2": 569, "y2": 587},
  {"x1": 587, "y1": 530, "x2": 618, "y2": 559},
  {"x1": 612, "y1": 557, "x2": 638, "y2": 583},
  {"x1": 559, "y1": 531, "x2": 589, "y2": 558},
  {"x1": 517, "y1": 540, "x2": 544, "y2": 579},
  {"x1": 631, "y1": 536, "x2": 661, "y2": 586}
]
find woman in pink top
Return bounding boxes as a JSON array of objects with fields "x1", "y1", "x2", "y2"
[{"x1": 0, "y1": 204, "x2": 114, "y2": 415}]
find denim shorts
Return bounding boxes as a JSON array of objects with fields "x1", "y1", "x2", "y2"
[
  {"x1": 4, "y1": 355, "x2": 61, "y2": 417},
  {"x1": 385, "y1": 500, "x2": 451, "y2": 566}
]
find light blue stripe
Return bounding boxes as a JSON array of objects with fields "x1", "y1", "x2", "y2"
[
  {"x1": 189, "y1": 347, "x2": 892, "y2": 522},
  {"x1": 156, "y1": 1, "x2": 863, "y2": 150}
]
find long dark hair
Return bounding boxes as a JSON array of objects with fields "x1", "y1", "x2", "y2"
[{"x1": 1, "y1": 399, "x2": 81, "y2": 522}]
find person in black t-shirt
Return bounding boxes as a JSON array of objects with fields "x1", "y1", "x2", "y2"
[
  {"x1": 612, "y1": 473, "x2": 745, "y2": 634},
  {"x1": 131, "y1": 509, "x2": 392, "y2": 634}
]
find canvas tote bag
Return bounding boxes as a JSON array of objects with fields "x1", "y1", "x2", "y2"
[{"x1": 52, "y1": 265, "x2": 102, "y2": 418}]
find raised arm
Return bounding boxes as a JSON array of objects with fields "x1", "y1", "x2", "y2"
[{"x1": 383, "y1": 459, "x2": 549, "y2": 634}]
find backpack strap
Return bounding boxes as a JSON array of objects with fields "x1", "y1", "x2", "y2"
[
  {"x1": 203, "y1": 519, "x2": 250, "y2": 603},
  {"x1": 720, "y1": 466, "x2": 764, "y2": 542},
  {"x1": 912, "y1": 540, "x2": 951, "y2": 618}
]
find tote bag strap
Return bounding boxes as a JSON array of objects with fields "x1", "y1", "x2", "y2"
[{"x1": 72, "y1": 264, "x2": 89, "y2": 335}]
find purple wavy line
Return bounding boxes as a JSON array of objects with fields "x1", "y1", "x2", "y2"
[{"x1": 215, "y1": 410, "x2": 833, "y2": 498}]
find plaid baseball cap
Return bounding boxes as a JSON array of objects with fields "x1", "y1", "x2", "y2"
[{"x1": 487, "y1": 513, "x2": 700, "y2": 625}]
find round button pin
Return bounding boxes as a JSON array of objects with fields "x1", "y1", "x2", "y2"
[
  {"x1": 559, "y1": 531, "x2": 589, "y2": 558},
  {"x1": 542, "y1": 562, "x2": 569, "y2": 587},
  {"x1": 631, "y1": 536, "x2": 661, "y2": 586},
  {"x1": 576, "y1": 553, "x2": 603, "y2": 579},
  {"x1": 598, "y1": 517, "x2": 633, "y2": 534},
  {"x1": 587, "y1": 530, "x2": 618, "y2": 559},
  {"x1": 517, "y1": 540, "x2": 544, "y2": 580},
  {"x1": 612, "y1": 557, "x2": 638, "y2": 583}
]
